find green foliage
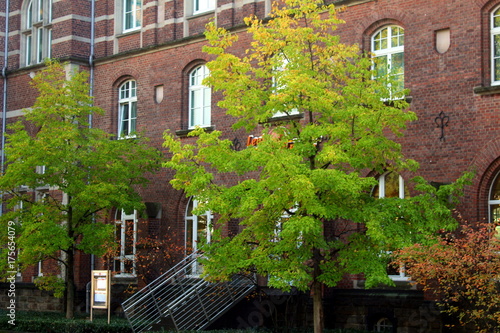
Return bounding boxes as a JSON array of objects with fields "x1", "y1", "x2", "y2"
[
  {"x1": 164, "y1": 1, "x2": 471, "y2": 331},
  {"x1": 34, "y1": 275, "x2": 66, "y2": 298},
  {"x1": 0, "y1": 60, "x2": 161, "y2": 316},
  {"x1": 0, "y1": 311, "x2": 132, "y2": 333}
]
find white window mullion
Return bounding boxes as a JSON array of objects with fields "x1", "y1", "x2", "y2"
[
  {"x1": 37, "y1": 0, "x2": 44, "y2": 22},
  {"x1": 26, "y1": 35, "x2": 33, "y2": 66},
  {"x1": 36, "y1": 27, "x2": 44, "y2": 63}
]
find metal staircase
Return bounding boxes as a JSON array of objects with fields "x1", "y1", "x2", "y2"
[{"x1": 122, "y1": 252, "x2": 255, "y2": 333}]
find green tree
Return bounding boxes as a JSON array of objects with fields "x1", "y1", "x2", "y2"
[
  {"x1": 163, "y1": 1, "x2": 471, "y2": 331},
  {"x1": 0, "y1": 61, "x2": 161, "y2": 318},
  {"x1": 396, "y1": 222, "x2": 500, "y2": 332}
]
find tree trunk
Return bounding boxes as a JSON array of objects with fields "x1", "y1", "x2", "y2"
[
  {"x1": 311, "y1": 280, "x2": 324, "y2": 333},
  {"x1": 312, "y1": 247, "x2": 324, "y2": 333},
  {"x1": 65, "y1": 248, "x2": 75, "y2": 319}
]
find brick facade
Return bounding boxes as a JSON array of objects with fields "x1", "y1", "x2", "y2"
[{"x1": 0, "y1": 0, "x2": 499, "y2": 331}]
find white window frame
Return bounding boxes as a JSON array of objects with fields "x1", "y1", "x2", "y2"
[
  {"x1": 193, "y1": 0, "x2": 215, "y2": 15},
  {"x1": 185, "y1": 197, "x2": 212, "y2": 252},
  {"x1": 123, "y1": 0, "x2": 142, "y2": 32},
  {"x1": 114, "y1": 210, "x2": 137, "y2": 277},
  {"x1": 375, "y1": 172, "x2": 406, "y2": 199},
  {"x1": 489, "y1": 171, "x2": 500, "y2": 223},
  {"x1": 372, "y1": 25, "x2": 405, "y2": 98},
  {"x1": 375, "y1": 172, "x2": 410, "y2": 282},
  {"x1": 271, "y1": 56, "x2": 299, "y2": 118},
  {"x1": 188, "y1": 65, "x2": 211, "y2": 129},
  {"x1": 491, "y1": 6, "x2": 500, "y2": 85},
  {"x1": 23, "y1": 0, "x2": 52, "y2": 67},
  {"x1": 185, "y1": 197, "x2": 212, "y2": 275},
  {"x1": 118, "y1": 80, "x2": 138, "y2": 138}
]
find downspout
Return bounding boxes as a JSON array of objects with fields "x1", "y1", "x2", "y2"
[
  {"x1": 88, "y1": 0, "x2": 95, "y2": 129},
  {"x1": 1, "y1": 0, "x2": 10, "y2": 216},
  {"x1": 86, "y1": 0, "x2": 96, "y2": 314},
  {"x1": 89, "y1": 0, "x2": 95, "y2": 265}
]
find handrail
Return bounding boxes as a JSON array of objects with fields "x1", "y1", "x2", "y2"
[{"x1": 122, "y1": 252, "x2": 255, "y2": 333}]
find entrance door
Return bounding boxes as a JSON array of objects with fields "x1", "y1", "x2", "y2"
[{"x1": 185, "y1": 197, "x2": 212, "y2": 275}]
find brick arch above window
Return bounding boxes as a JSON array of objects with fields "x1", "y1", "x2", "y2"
[
  {"x1": 469, "y1": 136, "x2": 500, "y2": 221},
  {"x1": 361, "y1": 18, "x2": 406, "y2": 50}
]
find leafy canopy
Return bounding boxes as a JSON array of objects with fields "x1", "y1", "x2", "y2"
[
  {"x1": 163, "y1": 0, "x2": 470, "y2": 292},
  {"x1": 396, "y1": 222, "x2": 500, "y2": 332},
  {"x1": 0, "y1": 60, "x2": 161, "y2": 275}
]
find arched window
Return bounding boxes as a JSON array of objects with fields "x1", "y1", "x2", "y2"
[
  {"x1": 372, "y1": 25, "x2": 405, "y2": 96},
  {"x1": 491, "y1": 6, "x2": 500, "y2": 85},
  {"x1": 188, "y1": 65, "x2": 211, "y2": 129},
  {"x1": 375, "y1": 317, "x2": 394, "y2": 332},
  {"x1": 23, "y1": 0, "x2": 52, "y2": 67},
  {"x1": 489, "y1": 172, "x2": 500, "y2": 223},
  {"x1": 373, "y1": 172, "x2": 408, "y2": 199},
  {"x1": 118, "y1": 80, "x2": 137, "y2": 137}
]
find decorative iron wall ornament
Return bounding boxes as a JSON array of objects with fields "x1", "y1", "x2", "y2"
[
  {"x1": 434, "y1": 111, "x2": 449, "y2": 141},
  {"x1": 231, "y1": 137, "x2": 242, "y2": 151}
]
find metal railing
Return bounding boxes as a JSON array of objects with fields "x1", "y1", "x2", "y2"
[{"x1": 122, "y1": 252, "x2": 255, "y2": 333}]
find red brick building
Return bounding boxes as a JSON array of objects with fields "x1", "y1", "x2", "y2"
[{"x1": 1, "y1": 0, "x2": 500, "y2": 331}]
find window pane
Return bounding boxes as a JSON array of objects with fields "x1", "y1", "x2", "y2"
[
  {"x1": 130, "y1": 80, "x2": 137, "y2": 97},
  {"x1": 130, "y1": 102, "x2": 137, "y2": 132},
  {"x1": 26, "y1": 35, "x2": 32, "y2": 65},
  {"x1": 491, "y1": 176, "x2": 500, "y2": 200},
  {"x1": 134, "y1": 0, "x2": 141, "y2": 27},
  {"x1": 495, "y1": 59, "x2": 500, "y2": 83},
  {"x1": 37, "y1": 28, "x2": 43, "y2": 63},
  {"x1": 494, "y1": 8, "x2": 500, "y2": 28},
  {"x1": 120, "y1": 84, "x2": 128, "y2": 99},
  {"x1": 121, "y1": 104, "x2": 129, "y2": 135},
  {"x1": 391, "y1": 52, "x2": 404, "y2": 73},
  {"x1": 38, "y1": 0, "x2": 44, "y2": 21},
  {"x1": 492, "y1": 204, "x2": 500, "y2": 223},
  {"x1": 47, "y1": 29, "x2": 52, "y2": 59},
  {"x1": 373, "y1": 55, "x2": 388, "y2": 77},
  {"x1": 384, "y1": 172, "x2": 399, "y2": 198},
  {"x1": 124, "y1": 219, "x2": 134, "y2": 256},
  {"x1": 495, "y1": 35, "x2": 500, "y2": 57},
  {"x1": 391, "y1": 26, "x2": 404, "y2": 47},
  {"x1": 27, "y1": 1, "x2": 33, "y2": 28}
]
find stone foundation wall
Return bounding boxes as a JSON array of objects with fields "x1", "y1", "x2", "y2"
[{"x1": 0, "y1": 283, "x2": 63, "y2": 313}]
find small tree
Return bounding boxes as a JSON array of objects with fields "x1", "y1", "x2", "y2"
[
  {"x1": 163, "y1": 1, "x2": 471, "y2": 332},
  {"x1": 0, "y1": 61, "x2": 161, "y2": 318},
  {"x1": 134, "y1": 228, "x2": 186, "y2": 284},
  {"x1": 396, "y1": 221, "x2": 500, "y2": 332}
]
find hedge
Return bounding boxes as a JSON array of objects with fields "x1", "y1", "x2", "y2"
[{"x1": 0, "y1": 311, "x2": 370, "y2": 333}]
